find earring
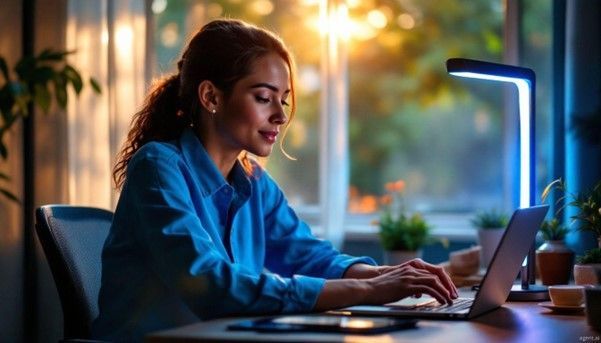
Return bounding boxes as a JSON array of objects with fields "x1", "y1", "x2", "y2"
[{"x1": 211, "y1": 109, "x2": 216, "y2": 114}]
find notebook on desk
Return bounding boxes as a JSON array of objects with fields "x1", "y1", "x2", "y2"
[{"x1": 337, "y1": 205, "x2": 549, "y2": 320}]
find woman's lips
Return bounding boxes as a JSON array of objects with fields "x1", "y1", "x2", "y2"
[{"x1": 259, "y1": 131, "x2": 278, "y2": 144}]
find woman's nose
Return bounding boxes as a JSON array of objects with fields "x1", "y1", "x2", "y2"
[{"x1": 270, "y1": 104, "x2": 288, "y2": 125}]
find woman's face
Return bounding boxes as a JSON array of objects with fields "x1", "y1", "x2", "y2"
[{"x1": 214, "y1": 52, "x2": 291, "y2": 158}]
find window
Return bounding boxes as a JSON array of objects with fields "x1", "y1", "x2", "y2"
[
  {"x1": 149, "y1": 0, "x2": 552, "y2": 240},
  {"x1": 345, "y1": 1, "x2": 505, "y2": 216}
]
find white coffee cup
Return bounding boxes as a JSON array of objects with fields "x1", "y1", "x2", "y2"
[{"x1": 548, "y1": 285, "x2": 585, "y2": 306}]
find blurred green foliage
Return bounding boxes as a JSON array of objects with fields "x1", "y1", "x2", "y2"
[{"x1": 0, "y1": 49, "x2": 101, "y2": 202}]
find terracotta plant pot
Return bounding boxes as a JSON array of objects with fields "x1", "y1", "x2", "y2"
[
  {"x1": 384, "y1": 250, "x2": 421, "y2": 265},
  {"x1": 574, "y1": 263, "x2": 601, "y2": 286},
  {"x1": 536, "y1": 240, "x2": 574, "y2": 285}
]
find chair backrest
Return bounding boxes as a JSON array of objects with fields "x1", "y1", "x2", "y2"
[{"x1": 35, "y1": 205, "x2": 112, "y2": 339}]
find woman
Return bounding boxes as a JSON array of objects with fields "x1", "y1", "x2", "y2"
[{"x1": 92, "y1": 19, "x2": 457, "y2": 341}]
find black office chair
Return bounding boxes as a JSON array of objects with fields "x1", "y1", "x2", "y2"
[{"x1": 35, "y1": 205, "x2": 113, "y2": 341}]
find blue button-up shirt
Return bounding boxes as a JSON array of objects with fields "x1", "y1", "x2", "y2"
[{"x1": 92, "y1": 128, "x2": 375, "y2": 341}]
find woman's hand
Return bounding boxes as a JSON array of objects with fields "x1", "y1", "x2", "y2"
[
  {"x1": 364, "y1": 259, "x2": 458, "y2": 305},
  {"x1": 314, "y1": 259, "x2": 458, "y2": 311}
]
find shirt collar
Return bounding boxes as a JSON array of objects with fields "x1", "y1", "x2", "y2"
[{"x1": 179, "y1": 128, "x2": 251, "y2": 199}]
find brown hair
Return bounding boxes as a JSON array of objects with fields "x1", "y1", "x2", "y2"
[{"x1": 113, "y1": 19, "x2": 297, "y2": 189}]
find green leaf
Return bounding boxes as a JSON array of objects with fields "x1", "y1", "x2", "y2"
[
  {"x1": 0, "y1": 187, "x2": 20, "y2": 203},
  {"x1": 52, "y1": 74, "x2": 68, "y2": 108},
  {"x1": 12, "y1": 84, "x2": 32, "y2": 116},
  {"x1": 63, "y1": 64, "x2": 83, "y2": 94},
  {"x1": 90, "y1": 77, "x2": 102, "y2": 94},
  {"x1": 55, "y1": 87, "x2": 67, "y2": 108},
  {"x1": 0, "y1": 86, "x2": 15, "y2": 120},
  {"x1": 0, "y1": 109, "x2": 17, "y2": 134},
  {"x1": 541, "y1": 178, "x2": 563, "y2": 203},
  {"x1": 0, "y1": 57, "x2": 9, "y2": 82},
  {"x1": 577, "y1": 248, "x2": 601, "y2": 264},
  {"x1": 32, "y1": 65, "x2": 57, "y2": 84},
  {"x1": 0, "y1": 140, "x2": 7, "y2": 160},
  {"x1": 37, "y1": 49, "x2": 74, "y2": 62},
  {"x1": 14, "y1": 55, "x2": 36, "y2": 81},
  {"x1": 34, "y1": 83, "x2": 51, "y2": 113},
  {"x1": 470, "y1": 209, "x2": 508, "y2": 228}
]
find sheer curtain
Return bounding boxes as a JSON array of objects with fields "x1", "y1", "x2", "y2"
[{"x1": 66, "y1": 0, "x2": 147, "y2": 209}]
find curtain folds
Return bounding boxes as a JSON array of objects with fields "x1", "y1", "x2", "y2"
[{"x1": 66, "y1": 0, "x2": 147, "y2": 209}]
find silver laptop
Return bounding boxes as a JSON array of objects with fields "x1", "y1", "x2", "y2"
[{"x1": 339, "y1": 205, "x2": 549, "y2": 320}]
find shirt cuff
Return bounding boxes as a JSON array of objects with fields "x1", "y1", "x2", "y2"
[
  {"x1": 282, "y1": 275, "x2": 325, "y2": 312},
  {"x1": 260, "y1": 274, "x2": 325, "y2": 313}
]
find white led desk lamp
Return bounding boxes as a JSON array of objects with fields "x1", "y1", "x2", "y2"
[{"x1": 446, "y1": 58, "x2": 548, "y2": 301}]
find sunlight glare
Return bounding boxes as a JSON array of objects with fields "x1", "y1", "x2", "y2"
[
  {"x1": 116, "y1": 25, "x2": 133, "y2": 50},
  {"x1": 151, "y1": 0, "x2": 167, "y2": 14},
  {"x1": 101, "y1": 29, "x2": 109, "y2": 45},
  {"x1": 345, "y1": 0, "x2": 361, "y2": 8},
  {"x1": 367, "y1": 9, "x2": 387, "y2": 29},
  {"x1": 250, "y1": 0, "x2": 274, "y2": 16},
  {"x1": 161, "y1": 23, "x2": 179, "y2": 47},
  {"x1": 335, "y1": 4, "x2": 351, "y2": 41},
  {"x1": 207, "y1": 3, "x2": 223, "y2": 18},
  {"x1": 301, "y1": 0, "x2": 320, "y2": 5},
  {"x1": 397, "y1": 13, "x2": 415, "y2": 29},
  {"x1": 348, "y1": 17, "x2": 377, "y2": 41}
]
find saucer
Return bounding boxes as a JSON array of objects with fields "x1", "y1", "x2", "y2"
[{"x1": 538, "y1": 301, "x2": 585, "y2": 314}]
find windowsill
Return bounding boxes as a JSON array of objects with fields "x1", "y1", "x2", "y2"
[
  {"x1": 298, "y1": 209, "x2": 478, "y2": 242},
  {"x1": 344, "y1": 225, "x2": 477, "y2": 242}
]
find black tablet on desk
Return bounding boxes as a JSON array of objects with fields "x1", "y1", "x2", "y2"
[{"x1": 228, "y1": 315, "x2": 418, "y2": 334}]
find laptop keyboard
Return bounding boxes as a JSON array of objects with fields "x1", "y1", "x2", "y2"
[{"x1": 417, "y1": 298, "x2": 473, "y2": 313}]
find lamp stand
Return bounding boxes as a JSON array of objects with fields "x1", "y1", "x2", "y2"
[
  {"x1": 508, "y1": 284, "x2": 549, "y2": 301},
  {"x1": 507, "y1": 255, "x2": 549, "y2": 302}
]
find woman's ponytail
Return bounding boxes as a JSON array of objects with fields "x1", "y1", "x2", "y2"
[{"x1": 113, "y1": 74, "x2": 186, "y2": 189}]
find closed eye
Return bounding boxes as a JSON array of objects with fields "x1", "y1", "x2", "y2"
[
  {"x1": 281, "y1": 100, "x2": 290, "y2": 107},
  {"x1": 255, "y1": 95, "x2": 270, "y2": 103}
]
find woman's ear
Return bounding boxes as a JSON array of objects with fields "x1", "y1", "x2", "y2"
[{"x1": 197, "y1": 80, "x2": 221, "y2": 113}]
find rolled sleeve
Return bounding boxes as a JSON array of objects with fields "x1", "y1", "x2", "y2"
[
  {"x1": 259, "y1": 172, "x2": 377, "y2": 280},
  {"x1": 262, "y1": 274, "x2": 326, "y2": 312},
  {"x1": 321, "y1": 255, "x2": 378, "y2": 279}
]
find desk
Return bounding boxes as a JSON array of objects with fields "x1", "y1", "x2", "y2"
[{"x1": 147, "y1": 302, "x2": 600, "y2": 342}]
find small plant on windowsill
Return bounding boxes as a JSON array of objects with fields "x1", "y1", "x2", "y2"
[
  {"x1": 577, "y1": 248, "x2": 601, "y2": 265},
  {"x1": 376, "y1": 179, "x2": 431, "y2": 265},
  {"x1": 574, "y1": 248, "x2": 601, "y2": 286},
  {"x1": 539, "y1": 218, "x2": 569, "y2": 242},
  {"x1": 542, "y1": 178, "x2": 601, "y2": 247},
  {"x1": 470, "y1": 209, "x2": 509, "y2": 267},
  {"x1": 0, "y1": 49, "x2": 101, "y2": 202},
  {"x1": 542, "y1": 178, "x2": 601, "y2": 285},
  {"x1": 470, "y1": 210, "x2": 509, "y2": 229}
]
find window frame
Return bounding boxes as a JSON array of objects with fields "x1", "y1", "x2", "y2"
[{"x1": 309, "y1": 0, "x2": 521, "y2": 245}]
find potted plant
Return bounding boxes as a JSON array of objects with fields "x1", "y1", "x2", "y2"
[
  {"x1": 0, "y1": 49, "x2": 101, "y2": 201},
  {"x1": 536, "y1": 218, "x2": 574, "y2": 285},
  {"x1": 543, "y1": 179, "x2": 601, "y2": 285},
  {"x1": 574, "y1": 248, "x2": 601, "y2": 285},
  {"x1": 471, "y1": 209, "x2": 508, "y2": 267},
  {"x1": 377, "y1": 179, "x2": 431, "y2": 265}
]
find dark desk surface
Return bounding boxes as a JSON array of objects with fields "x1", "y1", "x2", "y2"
[{"x1": 147, "y1": 301, "x2": 600, "y2": 342}]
